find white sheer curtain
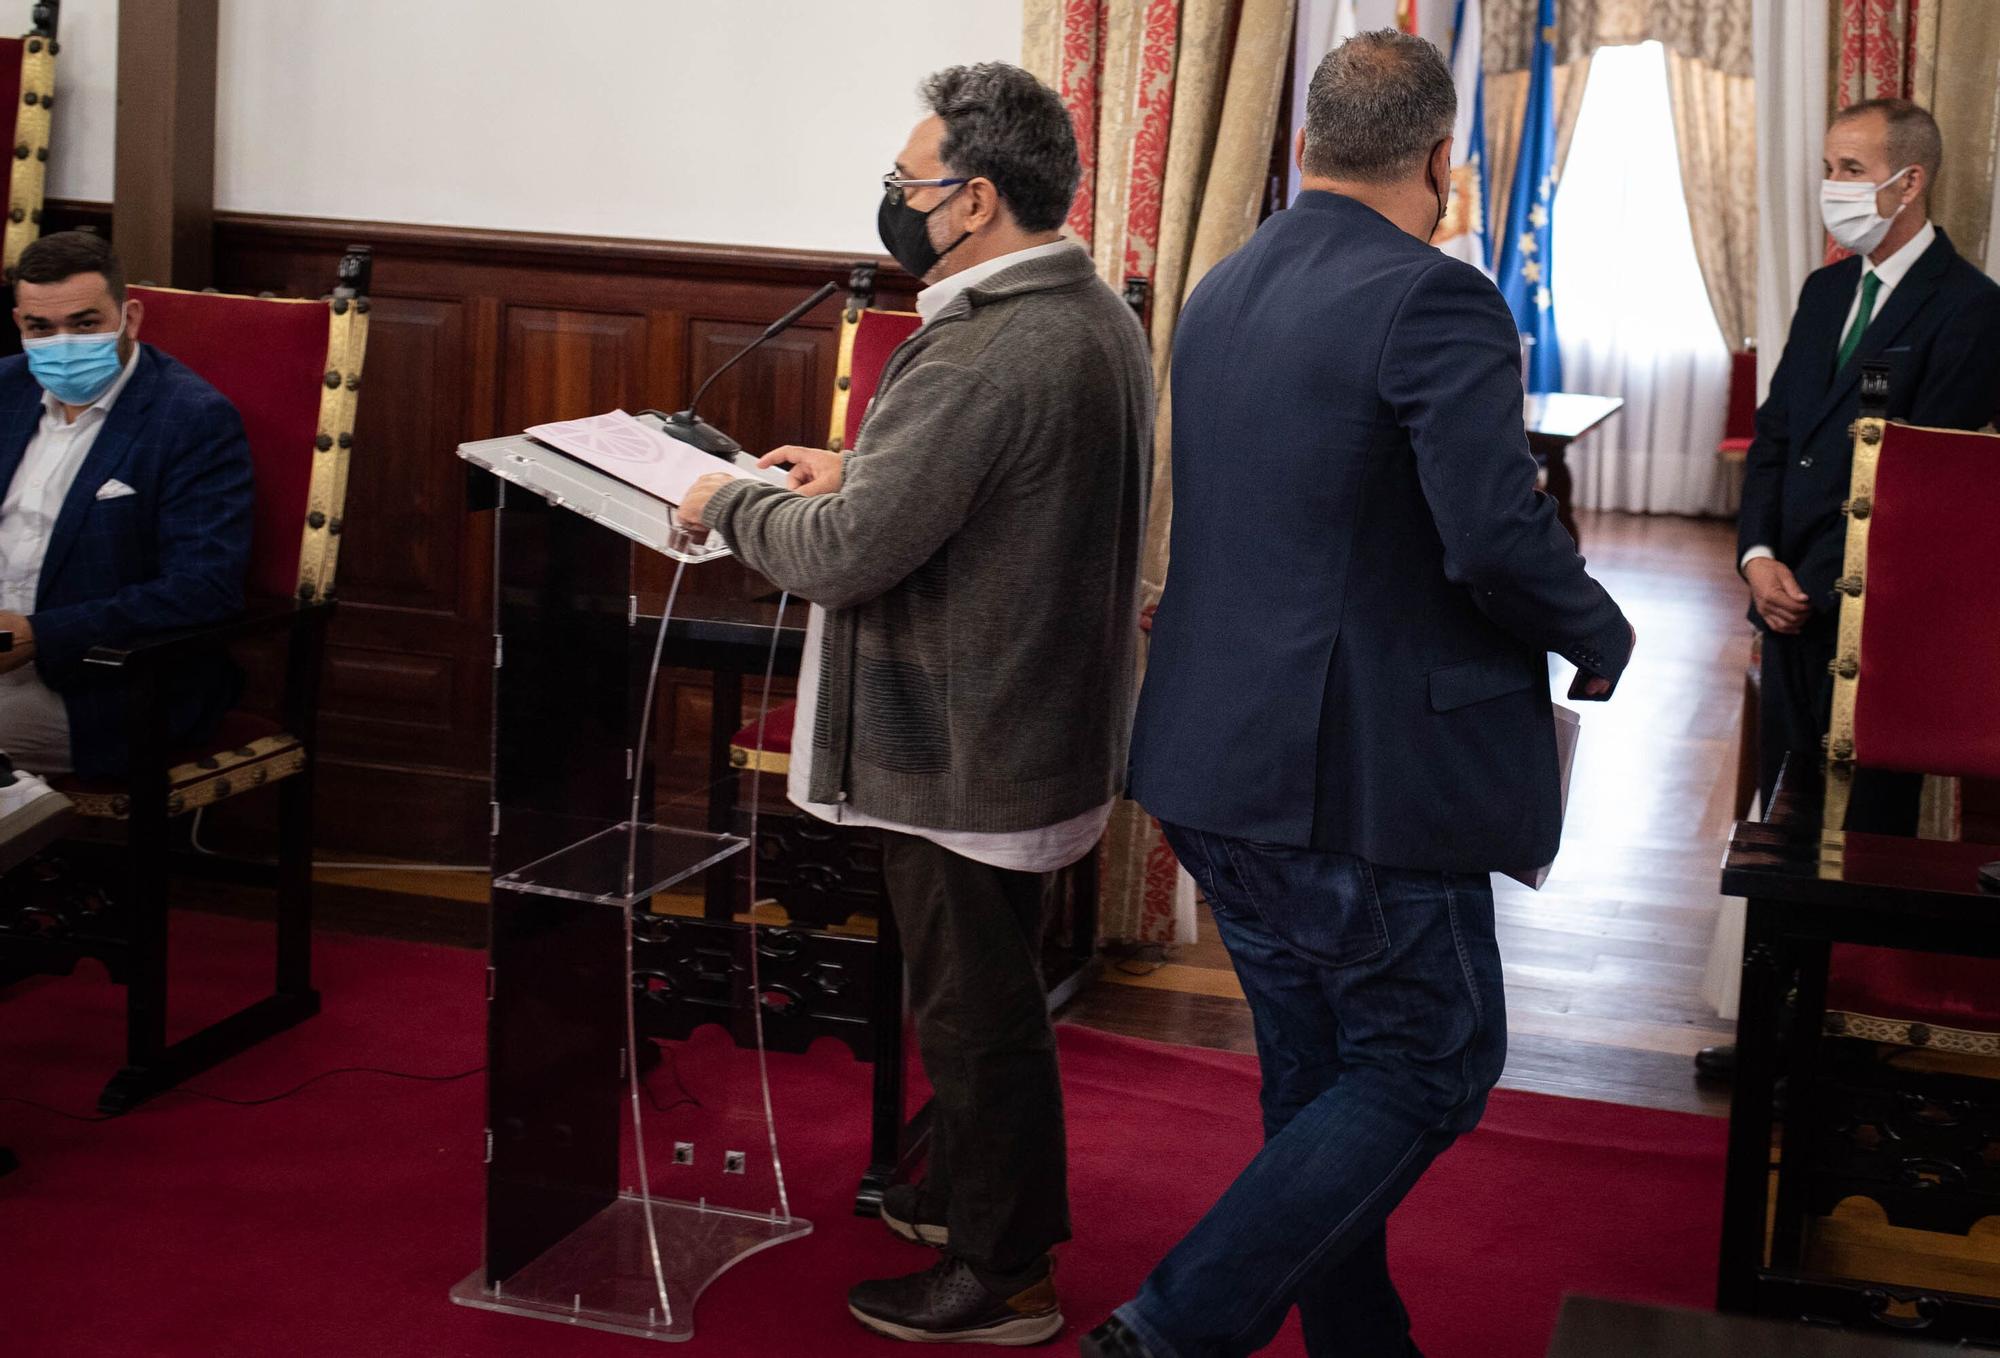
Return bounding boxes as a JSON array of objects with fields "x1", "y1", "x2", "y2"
[{"x1": 1552, "y1": 41, "x2": 1732, "y2": 517}]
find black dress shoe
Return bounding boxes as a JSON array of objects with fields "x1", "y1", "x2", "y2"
[
  {"x1": 1081, "y1": 1315, "x2": 1155, "y2": 1357},
  {"x1": 849, "y1": 1254, "x2": 1062, "y2": 1346},
  {"x1": 880, "y1": 1182, "x2": 949, "y2": 1247},
  {"x1": 1694, "y1": 1043, "x2": 1736, "y2": 1080}
]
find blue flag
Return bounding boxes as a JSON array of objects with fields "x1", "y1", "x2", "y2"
[
  {"x1": 1438, "y1": 0, "x2": 1490, "y2": 275},
  {"x1": 1495, "y1": 0, "x2": 1562, "y2": 393}
]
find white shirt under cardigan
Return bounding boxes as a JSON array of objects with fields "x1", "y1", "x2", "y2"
[
  {"x1": 782, "y1": 240, "x2": 1112, "y2": 874},
  {"x1": 1740, "y1": 220, "x2": 1936, "y2": 572}
]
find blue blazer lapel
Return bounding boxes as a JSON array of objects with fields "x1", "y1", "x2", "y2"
[
  {"x1": 1806, "y1": 231, "x2": 1955, "y2": 440},
  {"x1": 37, "y1": 348, "x2": 160, "y2": 600},
  {"x1": 0, "y1": 376, "x2": 46, "y2": 500}
]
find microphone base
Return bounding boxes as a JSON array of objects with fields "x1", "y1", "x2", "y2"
[{"x1": 653, "y1": 411, "x2": 743, "y2": 459}]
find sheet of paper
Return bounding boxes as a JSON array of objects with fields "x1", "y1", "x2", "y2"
[
  {"x1": 1506, "y1": 703, "x2": 1580, "y2": 891},
  {"x1": 527, "y1": 409, "x2": 775, "y2": 505}
]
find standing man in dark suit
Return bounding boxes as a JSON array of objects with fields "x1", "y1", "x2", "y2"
[
  {"x1": 1083, "y1": 31, "x2": 1631, "y2": 1358},
  {"x1": 0, "y1": 231, "x2": 253, "y2": 875},
  {"x1": 1738, "y1": 98, "x2": 2000, "y2": 828},
  {"x1": 1691, "y1": 100, "x2": 2000, "y2": 1082}
]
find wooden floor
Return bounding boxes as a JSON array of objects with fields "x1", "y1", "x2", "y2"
[{"x1": 1066, "y1": 510, "x2": 1748, "y2": 1118}]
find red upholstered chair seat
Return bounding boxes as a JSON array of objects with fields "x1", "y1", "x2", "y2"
[
  {"x1": 832, "y1": 309, "x2": 922, "y2": 453},
  {"x1": 1823, "y1": 418, "x2": 2000, "y2": 1045},
  {"x1": 1716, "y1": 436, "x2": 1751, "y2": 460},
  {"x1": 731, "y1": 700, "x2": 797, "y2": 775},
  {"x1": 1827, "y1": 947, "x2": 2000, "y2": 1054},
  {"x1": 131, "y1": 289, "x2": 336, "y2": 602}
]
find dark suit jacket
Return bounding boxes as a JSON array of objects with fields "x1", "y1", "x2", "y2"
[
  {"x1": 0, "y1": 344, "x2": 254, "y2": 777},
  {"x1": 1128, "y1": 192, "x2": 1632, "y2": 874},
  {"x1": 1739, "y1": 227, "x2": 2000, "y2": 621}
]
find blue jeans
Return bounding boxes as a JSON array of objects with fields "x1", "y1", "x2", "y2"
[{"x1": 1116, "y1": 824, "x2": 1508, "y2": 1358}]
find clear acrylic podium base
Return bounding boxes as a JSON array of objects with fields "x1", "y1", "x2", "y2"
[
  {"x1": 449, "y1": 1194, "x2": 813, "y2": 1342},
  {"x1": 495, "y1": 823, "x2": 748, "y2": 906}
]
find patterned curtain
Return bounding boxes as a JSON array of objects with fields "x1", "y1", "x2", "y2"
[
  {"x1": 1665, "y1": 49, "x2": 1756, "y2": 351},
  {"x1": 1482, "y1": 0, "x2": 1753, "y2": 334},
  {"x1": 1027, "y1": 0, "x2": 1300, "y2": 944}
]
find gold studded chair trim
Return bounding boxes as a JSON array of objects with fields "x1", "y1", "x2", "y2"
[
  {"x1": 727, "y1": 744, "x2": 791, "y2": 775},
  {"x1": 4, "y1": 35, "x2": 54, "y2": 274},
  {"x1": 125, "y1": 286, "x2": 370, "y2": 601},
  {"x1": 66, "y1": 734, "x2": 307, "y2": 820},
  {"x1": 826, "y1": 304, "x2": 861, "y2": 450},
  {"x1": 826, "y1": 305, "x2": 920, "y2": 453},
  {"x1": 1823, "y1": 414, "x2": 1883, "y2": 836},
  {"x1": 1826, "y1": 1008, "x2": 2000, "y2": 1059},
  {"x1": 305, "y1": 298, "x2": 369, "y2": 600}
]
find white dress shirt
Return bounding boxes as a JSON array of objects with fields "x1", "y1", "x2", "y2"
[
  {"x1": 782, "y1": 240, "x2": 1112, "y2": 874},
  {"x1": 1742, "y1": 221, "x2": 1936, "y2": 572}
]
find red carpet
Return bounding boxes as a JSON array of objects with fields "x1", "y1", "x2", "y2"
[{"x1": 0, "y1": 914, "x2": 1725, "y2": 1357}]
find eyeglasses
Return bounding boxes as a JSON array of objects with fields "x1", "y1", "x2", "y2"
[{"x1": 882, "y1": 172, "x2": 969, "y2": 208}]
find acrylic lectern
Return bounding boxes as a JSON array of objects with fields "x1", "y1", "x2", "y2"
[{"x1": 449, "y1": 419, "x2": 812, "y2": 1342}]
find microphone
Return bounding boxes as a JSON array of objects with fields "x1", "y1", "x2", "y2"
[{"x1": 655, "y1": 281, "x2": 841, "y2": 457}]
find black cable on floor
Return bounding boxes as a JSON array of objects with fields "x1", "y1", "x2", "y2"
[
  {"x1": 0, "y1": 1064, "x2": 484, "y2": 1123},
  {"x1": 3, "y1": 1050, "x2": 708, "y2": 1123}
]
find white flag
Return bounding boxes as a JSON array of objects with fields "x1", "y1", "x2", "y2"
[
  {"x1": 1288, "y1": 0, "x2": 1360, "y2": 203},
  {"x1": 1437, "y1": 0, "x2": 1491, "y2": 274}
]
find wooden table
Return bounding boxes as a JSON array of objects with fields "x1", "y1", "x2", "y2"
[
  {"x1": 1525, "y1": 392, "x2": 1623, "y2": 548},
  {"x1": 1717, "y1": 760, "x2": 2000, "y2": 1344},
  {"x1": 1547, "y1": 1296, "x2": 1953, "y2": 1356}
]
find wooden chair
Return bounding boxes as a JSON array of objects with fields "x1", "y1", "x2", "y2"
[
  {"x1": 0, "y1": 1, "x2": 56, "y2": 279},
  {"x1": 1746, "y1": 369, "x2": 2000, "y2": 1275},
  {"x1": 1816, "y1": 371, "x2": 2000, "y2": 1062},
  {"x1": 0, "y1": 1, "x2": 59, "y2": 364},
  {"x1": 4, "y1": 250, "x2": 372, "y2": 1114}
]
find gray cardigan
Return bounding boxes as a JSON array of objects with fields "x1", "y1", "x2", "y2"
[{"x1": 705, "y1": 245, "x2": 1153, "y2": 834}]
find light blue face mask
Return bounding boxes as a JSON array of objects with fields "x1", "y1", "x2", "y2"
[{"x1": 24, "y1": 314, "x2": 127, "y2": 406}]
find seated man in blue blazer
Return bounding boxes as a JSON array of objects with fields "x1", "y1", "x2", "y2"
[
  {"x1": 0, "y1": 231, "x2": 253, "y2": 874},
  {"x1": 1087, "y1": 31, "x2": 1631, "y2": 1358}
]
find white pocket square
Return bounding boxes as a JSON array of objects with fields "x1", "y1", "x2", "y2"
[{"x1": 94, "y1": 479, "x2": 136, "y2": 501}]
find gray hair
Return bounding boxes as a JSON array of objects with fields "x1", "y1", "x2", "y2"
[
  {"x1": 1833, "y1": 97, "x2": 1943, "y2": 189},
  {"x1": 1302, "y1": 30, "x2": 1457, "y2": 183},
  {"x1": 921, "y1": 63, "x2": 1081, "y2": 233}
]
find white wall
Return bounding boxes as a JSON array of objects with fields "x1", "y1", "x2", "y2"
[{"x1": 14, "y1": 0, "x2": 1023, "y2": 254}]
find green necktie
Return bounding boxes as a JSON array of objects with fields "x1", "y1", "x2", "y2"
[{"x1": 1835, "y1": 270, "x2": 1882, "y2": 374}]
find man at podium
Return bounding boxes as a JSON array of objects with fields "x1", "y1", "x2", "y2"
[{"x1": 680, "y1": 62, "x2": 1153, "y2": 1348}]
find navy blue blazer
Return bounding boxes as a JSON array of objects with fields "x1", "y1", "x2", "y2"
[
  {"x1": 1738, "y1": 227, "x2": 2000, "y2": 623},
  {"x1": 1129, "y1": 192, "x2": 1632, "y2": 874},
  {"x1": 0, "y1": 344, "x2": 254, "y2": 778}
]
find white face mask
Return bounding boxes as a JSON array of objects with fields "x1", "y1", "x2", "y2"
[{"x1": 1819, "y1": 166, "x2": 1915, "y2": 255}]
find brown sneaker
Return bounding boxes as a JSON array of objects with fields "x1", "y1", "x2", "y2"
[{"x1": 848, "y1": 1254, "x2": 1062, "y2": 1346}]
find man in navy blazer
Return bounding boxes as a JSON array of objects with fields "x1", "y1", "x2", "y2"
[
  {"x1": 1738, "y1": 98, "x2": 2000, "y2": 826},
  {"x1": 0, "y1": 232, "x2": 251, "y2": 873},
  {"x1": 1086, "y1": 33, "x2": 1630, "y2": 1358}
]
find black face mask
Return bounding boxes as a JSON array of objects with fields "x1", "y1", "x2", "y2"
[{"x1": 878, "y1": 186, "x2": 970, "y2": 280}]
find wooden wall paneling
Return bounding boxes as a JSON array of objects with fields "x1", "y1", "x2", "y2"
[{"x1": 44, "y1": 199, "x2": 919, "y2": 863}]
